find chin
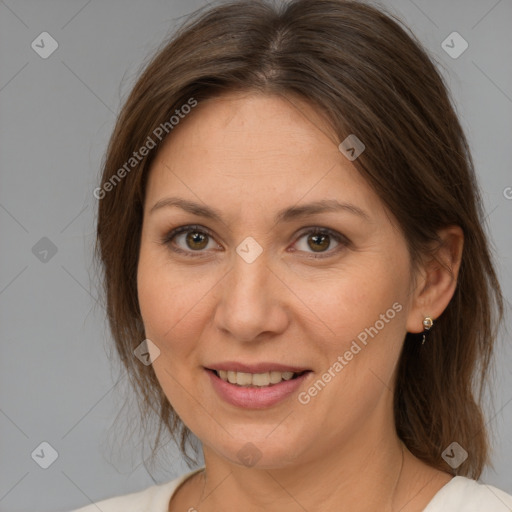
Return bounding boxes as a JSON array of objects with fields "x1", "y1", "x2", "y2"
[{"x1": 201, "y1": 425, "x2": 313, "y2": 470}]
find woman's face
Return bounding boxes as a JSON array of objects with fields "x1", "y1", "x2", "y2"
[{"x1": 137, "y1": 91, "x2": 419, "y2": 468}]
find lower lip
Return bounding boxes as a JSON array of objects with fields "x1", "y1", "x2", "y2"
[{"x1": 206, "y1": 369, "x2": 311, "y2": 409}]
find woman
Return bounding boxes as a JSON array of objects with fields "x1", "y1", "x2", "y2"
[{"x1": 74, "y1": 0, "x2": 512, "y2": 510}]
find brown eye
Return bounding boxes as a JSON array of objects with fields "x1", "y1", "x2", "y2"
[
  {"x1": 162, "y1": 225, "x2": 349, "y2": 259},
  {"x1": 161, "y1": 225, "x2": 219, "y2": 257},
  {"x1": 307, "y1": 233, "x2": 331, "y2": 252},
  {"x1": 184, "y1": 231, "x2": 209, "y2": 250},
  {"x1": 293, "y1": 227, "x2": 348, "y2": 258}
]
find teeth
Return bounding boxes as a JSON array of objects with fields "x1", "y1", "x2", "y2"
[
  {"x1": 236, "y1": 372, "x2": 253, "y2": 386},
  {"x1": 252, "y1": 372, "x2": 270, "y2": 386},
  {"x1": 269, "y1": 371, "x2": 283, "y2": 384},
  {"x1": 216, "y1": 370, "x2": 299, "y2": 387}
]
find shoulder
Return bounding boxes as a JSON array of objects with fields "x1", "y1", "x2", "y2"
[
  {"x1": 424, "y1": 476, "x2": 512, "y2": 511},
  {"x1": 70, "y1": 468, "x2": 204, "y2": 512}
]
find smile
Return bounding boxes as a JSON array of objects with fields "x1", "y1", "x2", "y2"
[
  {"x1": 205, "y1": 366, "x2": 312, "y2": 409},
  {"x1": 213, "y1": 369, "x2": 307, "y2": 387}
]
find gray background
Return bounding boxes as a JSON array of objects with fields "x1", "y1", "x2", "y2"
[{"x1": 0, "y1": 0, "x2": 511, "y2": 511}]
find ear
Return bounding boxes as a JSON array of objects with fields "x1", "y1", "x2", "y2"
[{"x1": 406, "y1": 225, "x2": 464, "y2": 333}]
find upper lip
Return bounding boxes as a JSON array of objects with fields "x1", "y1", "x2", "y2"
[{"x1": 206, "y1": 362, "x2": 311, "y2": 373}]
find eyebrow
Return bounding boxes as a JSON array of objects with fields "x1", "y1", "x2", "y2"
[{"x1": 149, "y1": 196, "x2": 370, "y2": 223}]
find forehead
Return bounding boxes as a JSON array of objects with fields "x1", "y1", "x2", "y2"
[
  {"x1": 145, "y1": 91, "x2": 383, "y2": 222},
  {"x1": 154, "y1": 91, "x2": 342, "y2": 173}
]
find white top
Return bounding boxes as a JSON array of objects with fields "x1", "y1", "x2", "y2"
[{"x1": 71, "y1": 467, "x2": 512, "y2": 511}]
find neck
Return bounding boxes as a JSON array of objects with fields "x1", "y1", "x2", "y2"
[{"x1": 196, "y1": 427, "x2": 409, "y2": 512}]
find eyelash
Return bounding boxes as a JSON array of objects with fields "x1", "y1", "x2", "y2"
[{"x1": 160, "y1": 224, "x2": 349, "y2": 259}]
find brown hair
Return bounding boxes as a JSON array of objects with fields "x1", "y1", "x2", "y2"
[{"x1": 95, "y1": 0, "x2": 504, "y2": 477}]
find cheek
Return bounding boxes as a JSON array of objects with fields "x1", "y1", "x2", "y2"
[
  {"x1": 300, "y1": 270, "x2": 408, "y2": 429},
  {"x1": 137, "y1": 244, "x2": 196, "y2": 350},
  {"x1": 339, "y1": 263, "x2": 409, "y2": 372},
  {"x1": 136, "y1": 247, "x2": 206, "y2": 414},
  {"x1": 136, "y1": 241, "x2": 222, "y2": 373},
  {"x1": 303, "y1": 265, "x2": 409, "y2": 424},
  {"x1": 306, "y1": 264, "x2": 408, "y2": 351}
]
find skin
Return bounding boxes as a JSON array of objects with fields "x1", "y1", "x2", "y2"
[{"x1": 136, "y1": 91, "x2": 463, "y2": 511}]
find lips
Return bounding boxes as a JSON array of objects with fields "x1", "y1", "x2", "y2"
[
  {"x1": 204, "y1": 362, "x2": 312, "y2": 409},
  {"x1": 206, "y1": 361, "x2": 310, "y2": 374}
]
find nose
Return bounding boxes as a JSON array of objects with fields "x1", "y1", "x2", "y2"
[{"x1": 212, "y1": 251, "x2": 289, "y2": 343}]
